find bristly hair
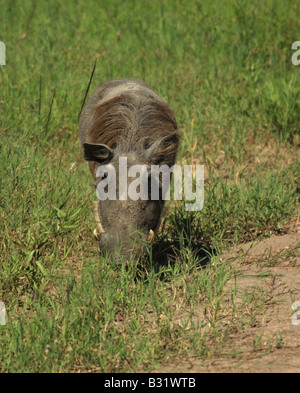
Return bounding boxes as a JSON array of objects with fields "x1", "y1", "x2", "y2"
[{"x1": 87, "y1": 93, "x2": 178, "y2": 156}]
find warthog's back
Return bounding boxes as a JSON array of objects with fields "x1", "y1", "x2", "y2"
[{"x1": 79, "y1": 79, "x2": 162, "y2": 146}]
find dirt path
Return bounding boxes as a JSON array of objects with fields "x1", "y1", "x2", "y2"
[{"x1": 157, "y1": 230, "x2": 300, "y2": 373}]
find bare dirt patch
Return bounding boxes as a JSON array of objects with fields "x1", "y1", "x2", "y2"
[{"x1": 156, "y1": 226, "x2": 300, "y2": 373}]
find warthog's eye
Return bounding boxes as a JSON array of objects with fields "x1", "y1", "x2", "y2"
[
  {"x1": 111, "y1": 143, "x2": 117, "y2": 149},
  {"x1": 144, "y1": 140, "x2": 152, "y2": 150}
]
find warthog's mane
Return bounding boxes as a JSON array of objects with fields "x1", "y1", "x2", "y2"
[{"x1": 87, "y1": 93, "x2": 178, "y2": 167}]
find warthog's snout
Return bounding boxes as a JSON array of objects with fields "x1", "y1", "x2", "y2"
[{"x1": 94, "y1": 229, "x2": 155, "y2": 261}]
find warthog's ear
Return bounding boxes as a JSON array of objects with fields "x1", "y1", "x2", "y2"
[
  {"x1": 144, "y1": 133, "x2": 178, "y2": 163},
  {"x1": 83, "y1": 143, "x2": 114, "y2": 163}
]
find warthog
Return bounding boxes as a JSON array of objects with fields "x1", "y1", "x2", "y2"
[{"x1": 79, "y1": 79, "x2": 179, "y2": 260}]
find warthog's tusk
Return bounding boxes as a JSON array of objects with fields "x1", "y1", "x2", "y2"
[
  {"x1": 148, "y1": 229, "x2": 155, "y2": 244},
  {"x1": 91, "y1": 201, "x2": 105, "y2": 233},
  {"x1": 94, "y1": 228, "x2": 102, "y2": 241}
]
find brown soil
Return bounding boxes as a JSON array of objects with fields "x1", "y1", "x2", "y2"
[{"x1": 156, "y1": 223, "x2": 300, "y2": 373}]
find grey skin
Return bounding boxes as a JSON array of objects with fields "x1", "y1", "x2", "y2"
[{"x1": 79, "y1": 79, "x2": 179, "y2": 261}]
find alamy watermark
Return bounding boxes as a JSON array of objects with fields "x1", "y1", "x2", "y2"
[
  {"x1": 291, "y1": 301, "x2": 300, "y2": 326},
  {"x1": 291, "y1": 41, "x2": 300, "y2": 65},
  {"x1": 0, "y1": 41, "x2": 5, "y2": 65},
  {"x1": 0, "y1": 302, "x2": 6, "y2": 325},
  {"x1": 95, "y1": 158, "x2": 204, "y2": 212}
]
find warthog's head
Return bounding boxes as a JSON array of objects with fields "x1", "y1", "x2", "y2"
[{"x1": 79, "y1": 80, "x2": 178, "y2": 261}]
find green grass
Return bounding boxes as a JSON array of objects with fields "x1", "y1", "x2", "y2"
[{"x1": 0, "y1": 0, "x2": 299, "y2": 372}]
